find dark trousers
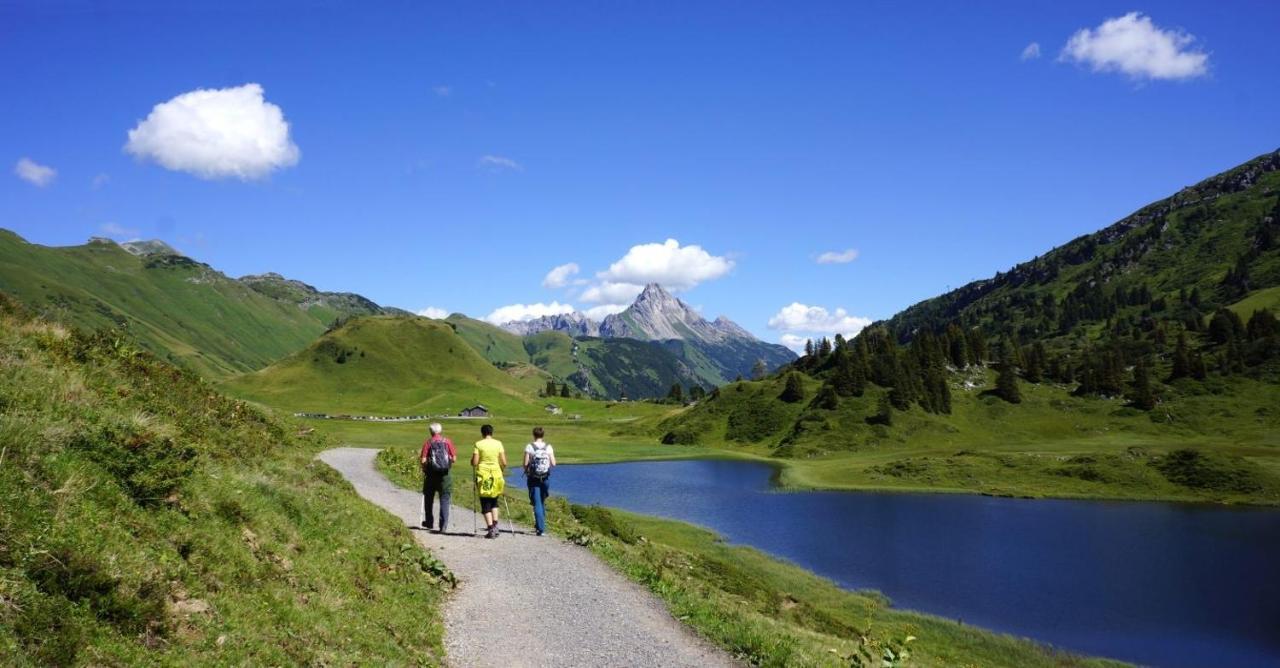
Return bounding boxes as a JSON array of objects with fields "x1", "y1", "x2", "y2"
[
  {"x1": 423, "y1": 473, "x2": 451, "y2": 530},
  {"x1": 527, "y1": 478, "x2": 549, "y2": 534}
]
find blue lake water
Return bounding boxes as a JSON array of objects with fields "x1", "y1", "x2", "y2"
[{"x1": 538, "y1": 459, "x2": 1280, "y2": 667}]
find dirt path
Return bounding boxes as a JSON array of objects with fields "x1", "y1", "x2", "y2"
[{"x1": 317, "y1": 447, "x2": 739, "y2": 668}]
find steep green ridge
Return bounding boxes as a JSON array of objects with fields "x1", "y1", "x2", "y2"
[
  {"x1": 0, "y1": 231, "x2": 391, "y2": 379},
  {"x1": 0, "y1": 294, "x2": 450, "y2": 664},
  {"x1": 651, "y1": 150, "x2": 1280, "y2": 503},
  {"x1": 445, "y1": 313, "x2": 532, "y2": 366},
  {"x1": 884, "y1": 149, "x2": 1280, "y2": 344},
  {"x1": 223, "y1": 315, "x2": 542, "y2": 416},
  {"x1": 449, "y1": 315, "x2": 711, "y2": 400}
]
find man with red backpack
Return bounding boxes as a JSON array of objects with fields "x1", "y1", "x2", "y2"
[{"x1": 419, "y1": 422, "x2": 456, "y2": 533}]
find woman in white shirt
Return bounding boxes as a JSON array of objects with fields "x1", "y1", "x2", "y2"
[{"x1": 523, "y1": 427, "x2": 557, "y2": 536}]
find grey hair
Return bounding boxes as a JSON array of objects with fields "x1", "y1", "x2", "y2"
[{"x1": 429, "y1": 422, "x2": 444, "y2": 435}]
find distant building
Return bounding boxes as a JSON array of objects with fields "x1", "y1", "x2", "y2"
[
  {"x1": 459, "y1": 405, "x2": 489, "y2": 418},
  {"x1": 545, "y1": 403, "x2": 562, "y2": 415}
]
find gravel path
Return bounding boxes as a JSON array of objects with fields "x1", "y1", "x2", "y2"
[{"x1": 317, "y1": 447, "x2": 739, "y2": 668}]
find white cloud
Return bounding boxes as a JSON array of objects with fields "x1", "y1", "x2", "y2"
[
  {"x1": 767, "y1": 302, "x2": 872, "y2": 347},
  {"x1": 432, "y1": 85, "x2": 452, "y2": 97},
  {"x1": 580, "y1": 281, "x2": 644, "y2": 304},
  {"x1": 99, "y1": 222, "x2": 139, "y2": 238},
  {"x1": 91, "y1": 173, "x2": 110, "y2": 189},
  {"x1": 542, "y1": 262, "x2": 580, "y2": 288},
  {"x1": 1060, "y1": 12, "x2": 1208, "y2": 81},
  {"x1": 14, "y1": 157, "x2": 56, "y2": 187},
  {"x1": 124, "y1": 83, "x2": 300, "y2": 180},
  {"x1": 816, "y1": 248, "x2": 859, "y2": 264},
  {"x1": 1021, "y1": 42, "x2": 1042, "y2": 61},
  {"x1": 779, "y1": 333, "x2": 811, "y2": 354},
  {"x1": 417, "y1": 307, "x2": 449, "y2": 319},
  {"x1": 596, "y1": 238, "x2": 733, "y2": 292},
  {"x1": 583, "y1": 303, "x2": 628, "y2": 320},
  {"x1": 484, "y1": 301, "x2": 575, "y2": 324},
  {"x1": 478, "y1": 155, "x2": 522, "y2": 172}
]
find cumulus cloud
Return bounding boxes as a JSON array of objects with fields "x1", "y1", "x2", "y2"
[
  {"x1": 778, "y1": 333, "x2": 811, "y2": 353},
  {"x1": 768, "y1": 302, "x2": 872, "y2": 351},
  {"x1": 580, "y1": 281, "x2": 645, "y2": 305},
  {"x1": 124, "y1": 83, "x2": 300, "y2": 180},
  {"x1": 542, "y1": 262, "x2": 580, "y2": 288},
  {"x1": 596, "y1": 238, "x2": 733, "y2": 291},
  {"x1": 1060, "y1": 12, "x2": 1208, "y2": 81},
  {"x1": 583, "y1": 303, "x2": 628, "y2": 320},
  {"x1": 14, "y1": 157, "x2": 56, "y2": 187},
  {"x1": 484, "y1": 301, "x2": 576, "y2": 324},
  {"x1": 1021, "y1": 42, "x2": 1042, "y2": 61},
  {"x1": 478, "y1": 155, "x2": 522, "y2": 172},
  {"x1": 816, "y1": 248, "x2": 859, "y2": 264},
  {"x1": 416, "y1": 307, "x2": 449, "y2": 319}
]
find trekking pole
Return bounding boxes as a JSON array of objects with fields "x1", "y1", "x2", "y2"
[{"x1": 471, "y1": 468, "x2": 479, "y2": 536}]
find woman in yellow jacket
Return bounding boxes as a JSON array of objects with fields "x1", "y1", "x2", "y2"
[{"x1": 471, "y1": 424, "x2": 507, "y2": 538}]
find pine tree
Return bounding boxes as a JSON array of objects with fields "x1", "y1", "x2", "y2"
[
  {"x1": 868, "y1": 392, "x2": 893, "y2": 426},
  {"x1": 992, "y1": 354, "x2": 1022, "y2": 404},
  {"x1": 818, "y1": 337, "x2": 833, "y2": 358},
  {"x1": 561, "y1": 383, "x2": 571, "y2": 398},
  {"x1": 1128, "y1": 358, "x2": 1157, "y2": 410},
  {"x1": 812, "y1": 383, "x2": 839, "y2": 410},
  {"x1": 750, "y1": 359, "x2": 768, "y2": 381},
  {"x1": 1023, "y1": 342, "x2": 1044, "y2": 383},
  {"x1": 888, "y1": 384, "x2": 911, "y2": 411},
  {"x1": 1191, "y1": 349, "x2": 1207, "y2": 380},
  {"x1": 666, "y1": 383, "x2": 683, "y2": 403},
  {"x1": 545, "y1": 380, "x2": 558, "y2": 397},
  {"x1": 1169, "y1": 333, "x2": 1191, "y2": 381},
  {"x1": 803, "y1": 339, "x2": 815, "y2": 358},
  {"x1": 779, "y1": 372, "x2": 805, "y2": 403}
]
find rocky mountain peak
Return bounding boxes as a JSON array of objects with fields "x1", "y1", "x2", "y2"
[{"x1": 120, "y1": 239, "x2": 179, "y2": 257}]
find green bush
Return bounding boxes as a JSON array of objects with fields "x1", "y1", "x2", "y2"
[{"x1": 1152, "y1": 449, "x2": 1270, "y2": 493}]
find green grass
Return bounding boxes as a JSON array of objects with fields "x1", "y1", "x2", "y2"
[
  {"x1": 644, "y1": 371, "x2": 1280, "y2": 504},
  {"x1": 373, "y1": 445, "x2": 1123, "y2": 668},
  {"x1": 0, "y1": 231, "x2": 369, "y2": 379},
  {"x1": 0, "y1": 296, "x2": 451, "y2": 665},
  {"x1": 1228, "y1": 285, "x2": 1280, "y2": 319}
]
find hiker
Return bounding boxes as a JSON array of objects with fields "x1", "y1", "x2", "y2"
[
  {"x1": 523, "y1": 427, "x2": 557, "y2": 536},
  {"x1": 420, "y1": 423, "x2": 456, "y2": 533},
  {"x1": 471, "y1": 424, "x2": 507, "y2": 538}
]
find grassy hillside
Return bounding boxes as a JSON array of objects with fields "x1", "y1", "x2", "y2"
[
  {"x1": 375, "y1": 445, "x2": 1121, "y2": 667},
  {"x1": 649, "y1": 372, "x2": 1280, "y2": 503},
  {"x1": 649, "y1": 151, "x2": 1280, "y2": 504},
  {"x1": 445, "y1": 313, "x2": 532, "y2": 366},
  {"x1": 0, "y1": 293, "x2": 451, "y2": 664},
  {"x1": 223, "y1": 315, "x2": 549, "y2": 416},
  {"x1": 0, "y1": 231, "x2": 386, "y2": 379}
]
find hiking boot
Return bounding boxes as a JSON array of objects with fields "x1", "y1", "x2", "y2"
[
  {"x1": 421, "y1": 521, "x2": 431, "y2": 529},
  {"x1": 484, "y1": 525, "x2": 496, "y2": 539}
]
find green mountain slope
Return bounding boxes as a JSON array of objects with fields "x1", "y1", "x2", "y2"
[
  {"x1": 0, "y1": 293, "x2": 450, "y2": 664},
  {"x1": 650, "y1": 149, "x2": 1280, "y2": 503},
  {"x1": 884, "y1": 149, "x2": 1280, "y2": 343},
  {"x1": 223, "y1": 315, "x2": 540, "y2": 415},
  {"x1": 0, "y1": 231, "x2": 392, "y2": 378},
  {"x1": 445, "y1": 313, "x2": 532, "y2": 366}
]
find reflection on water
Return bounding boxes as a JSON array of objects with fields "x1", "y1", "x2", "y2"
[{"x1": 547, "y1": 459, "x2": 1280, "y2": 667}]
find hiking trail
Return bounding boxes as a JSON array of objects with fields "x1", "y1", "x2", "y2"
[{"x1": 317, "y1": 447, "x2": 739, "y2": 668}]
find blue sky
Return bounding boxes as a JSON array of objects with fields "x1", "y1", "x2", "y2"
[{"x1": 3, "y1": 1, "x2": 1278, "y2": 350}]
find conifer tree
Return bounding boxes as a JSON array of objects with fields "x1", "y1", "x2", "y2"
[
  {"x1": 1128, "y1": 357, "x2": 1157, "y2": 410},
  {"x1": 818, "y1": 337, "x2": 833, "y2": 358},
  {"x1": 1170, "y1": 333, "x2": 1191, "y2": 380},
  {"x1": 870, "y1": 392, "x2": 893, "y2": 426},
  {"x1": 561, "y1": 383, "x2": 571, "y2": 398},
  {"x1": 667, "y1": 383, "x2": 683, "y2": 403},
  {"x1": 780, "y1": 372, "x2": 805, "y2": 403},
  {"x1": 750, "y1": 359, "x2": 768, "y2": 381},
  {"x1": 812, "y1": 383, "x2": 839, "y2": 410},
  {"x1": 992, "y1": 353, "x2": 1022, "y2": 404}
]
